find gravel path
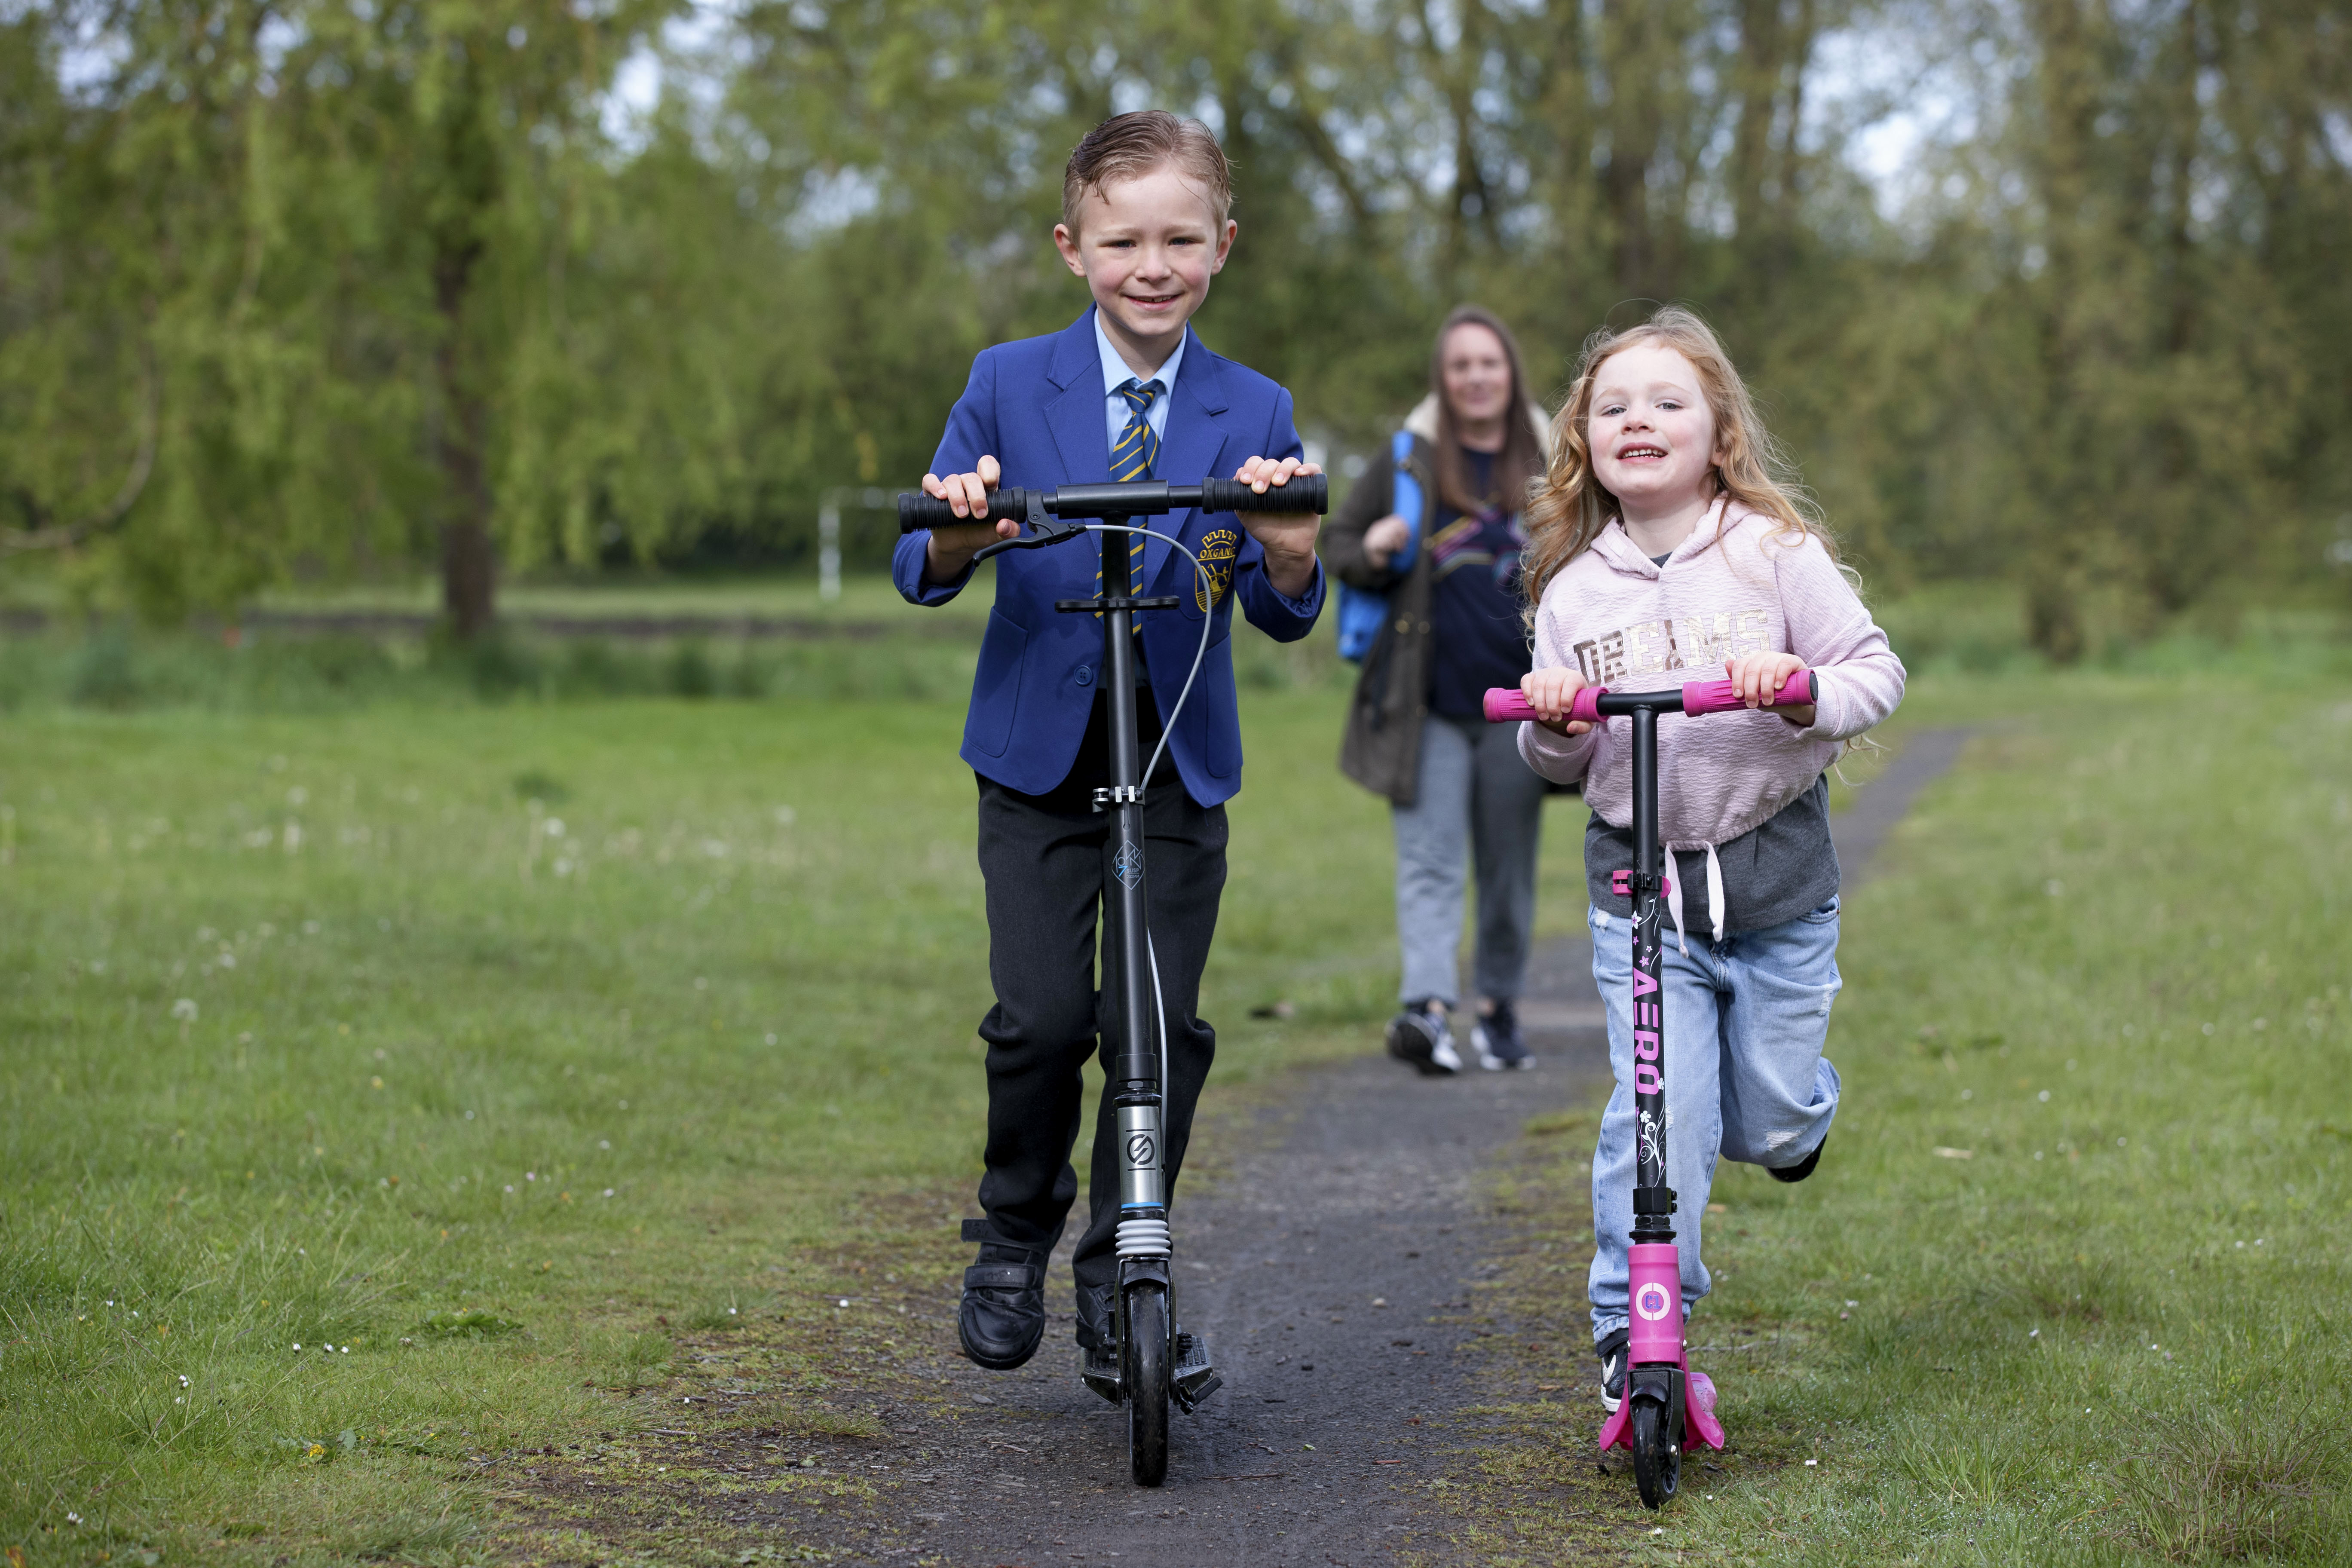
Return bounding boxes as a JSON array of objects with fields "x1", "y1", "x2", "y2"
[
  {"x1": 921, "y1": 1005, "x2": 1607, "y2": 1566},
  {"x1": 573, "y1": 729, "x2": 1971, "y2": 1566},
  {"x1": 911, "y1": 730, "x2": 1969, "y2": 1565}
]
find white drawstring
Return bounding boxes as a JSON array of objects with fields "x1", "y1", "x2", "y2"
[{"x1": 1659, "y1": 841, "x2": 1726, "y2": 955}]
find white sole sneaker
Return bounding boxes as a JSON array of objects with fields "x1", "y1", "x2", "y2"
[
  {"x1": 1386, "y1": 1008, "x2": 1461, "y2": 1076},
  {"x1": 1430, "y1": 1030, "x2": 1462, "y2": 1073}
]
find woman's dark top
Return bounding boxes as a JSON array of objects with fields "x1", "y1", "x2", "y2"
[{"x1": 1427, "y1": 447, "x2": 1532, "y2": 719}]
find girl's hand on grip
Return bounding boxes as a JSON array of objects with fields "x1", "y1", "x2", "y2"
[
  {"x1": 1521, "y1": 668, "x2": 1592, "y2": 736},
  {"x1": 1725, "y1": 650, "x2": 1816, "y2": 725}
]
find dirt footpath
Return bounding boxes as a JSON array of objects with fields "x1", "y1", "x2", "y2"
[
  {"x1": 496, "y1": 730, "x2": 1967, "y2": 1566},
  {"x1": 915, "y1": 985, "x2": 1610, "y2": 1566}
]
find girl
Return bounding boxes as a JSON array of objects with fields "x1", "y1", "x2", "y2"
[
  {"x1": 1514, "y1": 307, "x2": 1905, "y2": 1411},
  {"x1": 1323, "y1": 305, "x2": 1554, "y2": 1075}
]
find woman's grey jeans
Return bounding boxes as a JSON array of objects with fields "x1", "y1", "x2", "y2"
[{"x1": 1390, "y1": 713, "x2": 1547, "y2": 1008}]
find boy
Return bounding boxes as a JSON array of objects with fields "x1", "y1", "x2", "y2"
[{"x1": 894, "y1": 110, "x2": 1324, "y2": 1387}]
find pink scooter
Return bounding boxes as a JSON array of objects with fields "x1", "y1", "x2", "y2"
[{"x1": 1485, "y1": 667, "x2": 1815, "y2": 1509}]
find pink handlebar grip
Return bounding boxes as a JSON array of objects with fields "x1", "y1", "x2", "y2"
[
  {"x1": 1476, "y1": 687, "x2": 1610, "y2": 723},
  {"x1": 1480, "y1": 669, "x2": 1814, "y2": 724},
  {"x1": 1679, "y1": 669, "x2": 1816, "y2": 716},
  {"x1": 1481, "y1": 689, "x2": 1540, "y2": 723}
]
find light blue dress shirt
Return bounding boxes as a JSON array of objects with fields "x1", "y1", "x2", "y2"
[{"x1": 1093, "y1": 309, "x2": 1184, "y2": 459}]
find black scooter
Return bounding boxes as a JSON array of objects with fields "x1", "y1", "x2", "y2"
[{"x1": 898, "y1": 472, "x2": 1327, "y2": 1485}]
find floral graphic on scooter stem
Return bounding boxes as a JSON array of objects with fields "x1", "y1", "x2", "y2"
[{"x1": 1638, "y1": 1109, "x2": 1663, "y2": 1171}]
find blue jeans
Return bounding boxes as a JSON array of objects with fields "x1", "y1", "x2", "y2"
[
  {"x1": 1586, "y1": 899, "x2": 1843, "y2": 1344},
  {"x1": 1390, "y1": 715, "x2": 1546, "y2": 1008}
]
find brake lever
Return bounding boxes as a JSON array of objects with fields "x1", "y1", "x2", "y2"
[{"x1": 972, "y1": 490, "x2": 1084, "y2": 565}]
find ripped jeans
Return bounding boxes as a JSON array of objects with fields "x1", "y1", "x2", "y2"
[{"x1": 1586, "y1": 898, "x2": 1843, "y2": 1346}]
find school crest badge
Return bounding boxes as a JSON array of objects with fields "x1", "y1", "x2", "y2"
[{"x1": 1195, "y1": 527, "x2": 1239, "y2": 612}]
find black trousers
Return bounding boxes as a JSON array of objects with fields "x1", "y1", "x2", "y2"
[{"x1": 971, "y1": 698, "x2": 1226, "y2": 1313}]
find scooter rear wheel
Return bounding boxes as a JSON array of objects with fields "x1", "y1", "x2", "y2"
[
  {"x1": 1124, "y1": 1284, "x2": 1170, "y2": 1487},
  {"x1": 1630, "y1": 1400, "x2": 1680, "y2": 1510}
]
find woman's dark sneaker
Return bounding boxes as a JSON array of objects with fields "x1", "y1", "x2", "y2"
[
  {"x1": 1769, "y1": 1133, "x2": 1826, "y2": 1183},
  {"x1": 957, "y1": 1228, "x2": 1048, "y2": 1370},
  {"x1": 1597, "y1": 1327, "x2": 1629, "y2": 1412},
  {"x1": 1385, "y1": 1001, "x2": 1461, "y2": 1076},
  {"x1": 1470, "y1": 1001, "x2": 1534, "y2": 1071}
]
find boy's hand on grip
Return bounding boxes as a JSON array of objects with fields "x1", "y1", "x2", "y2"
[
  {"x1": 1725, "y1": 651, "x2": 1816, "y2": 726},
  {"x1": 919, "y1": 456, "x2": 1020, "y2": 583},
  {"x1": 1231, "y1": 455, "x2": 1323, "y2": 599},
  {"x1": 1521, "y1": 668, "x2": 1592, "y2": 736}
]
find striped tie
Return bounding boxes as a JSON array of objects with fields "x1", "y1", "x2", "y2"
[{"x1": 1097, "y1": 378, "x2": 1163, "y2": 615}]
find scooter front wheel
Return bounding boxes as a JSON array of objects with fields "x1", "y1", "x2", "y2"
[
  {"x1": 1630, "y1": 1400, "x2": 1681, "y2": 1510},
  {"x1": 1124, "y1": 1283, "x2": 1170, "y2": 1487}
]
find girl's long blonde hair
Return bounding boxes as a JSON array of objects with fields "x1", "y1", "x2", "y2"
[{"x1": 1521, "y1": 305, "x2": 1836, "y2": 608}]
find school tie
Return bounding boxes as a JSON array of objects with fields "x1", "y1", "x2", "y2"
[{"x1": 1096, "y1": 378, "x2": 1163, "y2": 615}]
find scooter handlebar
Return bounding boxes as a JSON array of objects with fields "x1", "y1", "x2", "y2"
[
  {"x1": 897, "y1": 489, "x2": 1023, "y2": 532},
  {"x1": 895, "y1": 474, "x2": 1327, "y2": 535},
  {"x1": 1482, "y1": 669, "x2": 1817, "y2": 725}
]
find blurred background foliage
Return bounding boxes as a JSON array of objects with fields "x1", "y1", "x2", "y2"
[{"x1": 1, "y1": 0, "x2": 2348, "y2": 653}]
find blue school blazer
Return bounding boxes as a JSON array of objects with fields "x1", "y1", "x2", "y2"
[{"x1": 893, "y1": 309, "x2": 1326, "y2": 807}]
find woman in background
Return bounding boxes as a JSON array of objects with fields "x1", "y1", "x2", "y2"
[{"x1": 1321, "y1": 306, "x2": 1553, "y2": 1075}]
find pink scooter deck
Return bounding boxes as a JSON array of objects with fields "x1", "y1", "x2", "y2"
[{"x1": 1598, "y1": 1242, "x2": 1727, "y2": 1452}]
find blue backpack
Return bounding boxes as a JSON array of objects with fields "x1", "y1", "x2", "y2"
[{"x1": 1335, "y1": 430, "x2": 1422, "y2": 663}]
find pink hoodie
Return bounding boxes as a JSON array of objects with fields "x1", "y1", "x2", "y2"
[{"x1": 1518, "y1": 500, "x2": 1905, "y2": 888}]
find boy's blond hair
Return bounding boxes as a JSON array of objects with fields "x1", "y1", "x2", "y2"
[
  {"x1": 1061, "y1": 111, "x2": 1232, "y2": 234},
  {"x1": 1522, "y1": 305, "x2": 1835, "y2": 609}
]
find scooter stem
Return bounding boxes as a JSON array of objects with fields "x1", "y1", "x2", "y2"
[
  {"x1": 1628, "y1": 706, "x2": 1675, "y2": 1246},
  {"x1": 1098, "y1": 532, "x2": 1167, "y2": 1235}
]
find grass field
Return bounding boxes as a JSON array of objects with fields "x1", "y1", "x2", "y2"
[
  {"x1": 0, "y1": 661, "x2": 1601, "y2": 1565},
  {"x1": 4, "y1": 595, "x2": 2349, "y2": 1566},
  {"x1": 1452, "y1": 658, "x2": 2352, "y2": 1565}
]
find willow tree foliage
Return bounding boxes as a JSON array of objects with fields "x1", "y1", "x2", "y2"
[{"x1": 3, "y1": 0, "x2": 2347, "y2": 646}]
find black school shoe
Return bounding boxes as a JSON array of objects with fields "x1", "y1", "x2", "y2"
[
  {"x1": 1769, "y1": 1132, "x2": 1826, "y2": 1184},
  {"x1": 1597, "y1": 1327, "x2": 1629, "y2": 1413},
  {"x1": 956, "y1": 1228, "x2": 1049, "y2": 1371}
]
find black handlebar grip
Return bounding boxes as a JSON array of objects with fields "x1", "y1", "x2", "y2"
[
  {"x1": 897, "y1": 489, "x2": 1023, "y2": 534},
  {"x1": 1196, "y1": 474, "x2": 1327, "y2": 516}
]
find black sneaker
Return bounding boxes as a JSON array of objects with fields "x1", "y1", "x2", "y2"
[
  {"x1": 1470, "y1": 1001, "x2": 1534, "y2": 1071},
  {"x1": 1385, "y1": 1001, "x2": 1461, "y2": 1076},
  {"x1": 1597, "y1": 1328, "x2": 1629, "y2": 1413},
  {"x1": 1769, "y1": 1133, "x2": 1826, "y2": 1183}
]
